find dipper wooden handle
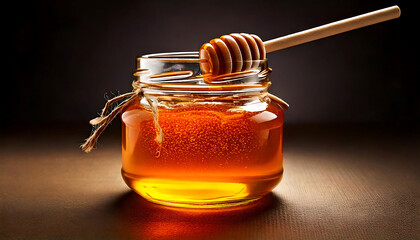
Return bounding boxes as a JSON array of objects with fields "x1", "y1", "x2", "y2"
[
  {"x1": 264, "y1": 6, "x2": 401, "y2": 52},
  {"x1": 199, "y1": 6, "x2": 401, "y2": 76}
]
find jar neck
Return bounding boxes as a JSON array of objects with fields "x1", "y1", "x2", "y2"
[{"x1": 134, "y1": 52, "x2": 272, "y2": 98}]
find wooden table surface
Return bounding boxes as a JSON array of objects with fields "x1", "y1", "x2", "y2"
[{"x1": 1, "y1": 124, "x2": 419, "y2": 240}]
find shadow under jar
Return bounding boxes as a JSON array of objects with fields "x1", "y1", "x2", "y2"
[{"x1": 121, "y1": 52, "x2": 286, "y2": 208}]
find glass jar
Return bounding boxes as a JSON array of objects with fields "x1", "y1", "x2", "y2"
[{"x1": 121, "y1": 52, "x2": 286, "y2": 208}]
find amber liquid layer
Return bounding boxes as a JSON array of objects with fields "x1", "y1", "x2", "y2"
[{"x1": 121, "y1": 102, "x2": 284, "y2": 208}]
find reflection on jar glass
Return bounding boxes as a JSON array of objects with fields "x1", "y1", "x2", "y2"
[{"x1": 121, "y1": 52, "x2": 287, "y2": 208}]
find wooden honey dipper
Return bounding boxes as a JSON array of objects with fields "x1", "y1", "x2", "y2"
[{"x1": 199, "y1": 6, "x2": 401, "y2": 76}]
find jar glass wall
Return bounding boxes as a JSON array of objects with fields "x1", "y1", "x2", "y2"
[{"x1": 121, "y1": 52, "x2": 285, "y2": 208}]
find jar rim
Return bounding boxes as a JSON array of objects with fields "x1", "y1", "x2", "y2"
[
  {"x1": 139, "y1": 52, "x2": 268, "y2": 63},
  {"x1": 140, "y1": 52, "x2": 200, "y2": 62},
  {"x1": 136, "y1": 51, "x2": 271, "y2": 96},
  {"x1": 137, "y1": 51, "x2": 268, "y2": 80}
]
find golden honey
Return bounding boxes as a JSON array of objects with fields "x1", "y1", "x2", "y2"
[{"x1": 120, "y1": 52, "x2": 286, "y2": 208}]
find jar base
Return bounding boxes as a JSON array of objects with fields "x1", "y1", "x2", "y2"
[{"x1": 121, "y1": 169, "x2": 282, "y2": 209}]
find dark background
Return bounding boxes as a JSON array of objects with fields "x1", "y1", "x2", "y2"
[
  {"x1": 2, "y1": 1, "x2": 419, "y2": 239},
  {"x1": 5, "y1": 0, "x2": 418, "y2": 131}
]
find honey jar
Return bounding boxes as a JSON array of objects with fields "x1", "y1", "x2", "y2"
[{"x1": 121, "y1": 52, "x2": 287, "y2": 208}]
